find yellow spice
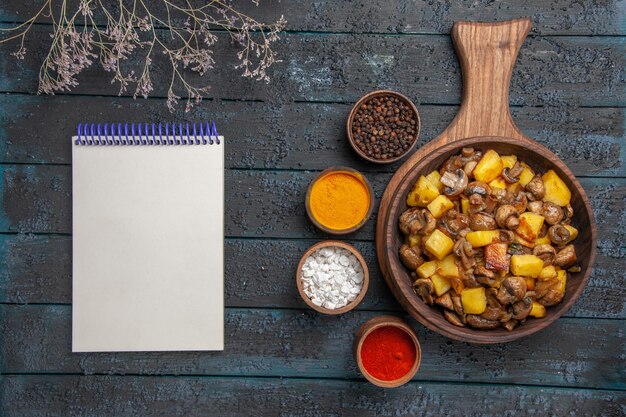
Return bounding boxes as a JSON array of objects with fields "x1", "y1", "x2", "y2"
[{"x1": 309, "y1": 172, "x2": 370, "y2": 230}]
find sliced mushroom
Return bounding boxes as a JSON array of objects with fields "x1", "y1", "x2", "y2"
[
  {"x1": 538, "y1": 288, "x2": 564, "y2": 307},
  {"x1": 497, "y1": 230, "x2": 515, "y2": 244},
  {"x1": 440, "y1": 169, "x2": 469, "y2": 197},
  {"x1": 511, "y1": 191, "x2": 528, "y2": 213},
  {"x1": 548, "y1": 224, "x2": 571, "y2": 246},
  {"x1": 468, "y1": 193, "x2": 484, "y2": 207},
  {"x1": 469, "y1": 212, "x2": 497, "y2": 231},
  {"x1": 501, "y1": 319, "x2": 519, "y2": 332},
  {"x1": 502, "y1": 162, "x2": 524, "y2": 183},
  {"x1": 527, "y1": 200, "x2": 544, "y2": 214},
  {"x1": 399, "y1": 244, "x2": 424, "y2": 270},
  {"x1": 399, "y1": 208, "x2": 436, "y2": 236},
  {"x1": 554, "y1": 245, "x2": 576, "y2": 268},
  {"x1": 464, "y1": 160, "x2": 478, "y2": 178},
  {"x1": 495, "y1": 204, "x2": 520, "y2": 230},
  {"x1": 435, "y1": 292, "x2": 454, "y2": 310},
  {"x1": 535, "y1": 279, "x2": 565, "y2": 307},
  {"x1": 496, "y1": 276, "x2": 527, "y2": 305},
  {"x1": 399, "y1": 207, "x2": 420, "y2": 235},
  {"x1": 562, "y1": 204, "x2": 574, "y2": 225},
  {"x1": 444, "y1": 310, "x2": 465, "y2": 327},
  {"x1": 491, "y1": 188, "x2": 515, "y2": 205},
  {"x1": 451, "y1": 293, "x2": 464, "y2": 317},
  {"x1": 533, "y1": 244, "x2": 556, "y2": 266},
  {"x1": 440, "y1": 155, "x2": 463, "y2": 174},
  {"x1": 483, "y1": 195, "x2": 499, "y2": 215},
  {"x1": 465, "y1": 181, "x2": 491, "y2": 197},
  {"x1": 440, "y1": 210, "x2": 468, "y2": 239},
  {"x1": 485, "y1": 288, "x2": 503, "y2": 309},
  {"x1": 534, "y1": 278, "x2": 559, "y2": 300},
  {"x1": 511, "y1": 296, "x2": 533, "y2": 320},
  {"x1": 461, "y1": 273, "x2": 481, "y2": 289},
  {"x1": 542, "y1": 202, "x2": 564, "y2": 225},
  {"x1": 481, "y1": 306, "x2": 504, "y2": 321},
  {"x1": 413, "y1": 278, "x2": 435, "y2": 305},
  {"x1": 466, "y1": 314, "x2": 501, "y2": 329},
  {"x1": 526, "y1": 174, "x2": 545, "y2": 200},
  {"x1": 508, "y1": 242, "x2": 529, "y2": 256},
  {"x1": 474, "y1": 265, "x2": 496, "y2": 280},
  {"x1": 454, "y1": 238, "x2": 475, "y2": 270}
]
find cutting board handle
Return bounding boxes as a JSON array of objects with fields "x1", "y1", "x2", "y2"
[{"x1": 441, "y1": 18, "x2": 532, "y2": 143}]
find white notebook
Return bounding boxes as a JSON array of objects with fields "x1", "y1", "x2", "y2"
[{"x1": 72, "y1": 123, "x2": 224, "y2": 352}]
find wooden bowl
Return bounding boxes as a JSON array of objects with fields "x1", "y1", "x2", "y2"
[
  {"x1": 375, "y1": 19, "x2": 597, "y2": 344},
  {"x1": 353, "y1": 315, "x2": 422, "y2": 388},
  {"x1": 305, "y1": 166, "x2": 374, "y2": 235},
  {"x1": 296, "y1": 240, "x2": 370, "y2": 315},
  {"x1": 346, "y1": 90, "x2": 421, "y2": 164}
]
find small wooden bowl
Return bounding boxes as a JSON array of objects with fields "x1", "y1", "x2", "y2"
[
  {"x1": 346, "y1": 90, "x2": 421, "y2": 164},
  {"x1": 305, "y1": 166, "x2": 374, "y2": 235},
  {"x1": 296, "y1": 240, "x2": 370, "y2": 315},
  {"x1": 354, "y1": 315, "x2": 422, "y2": 388}
]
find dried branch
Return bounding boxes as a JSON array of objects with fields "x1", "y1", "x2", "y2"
[{"x1": 0, "y1": 0, "x2": 286, "y2": 112}]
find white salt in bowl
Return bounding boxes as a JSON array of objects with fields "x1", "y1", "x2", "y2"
[{"x1": 296, "y1": 240, "x2": 370, "y2": 315}]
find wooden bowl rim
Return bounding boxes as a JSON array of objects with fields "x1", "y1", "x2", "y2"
[
  {"x1": 305, "y1": 166, "x2": 375, "y2": 235},
  {"x1": 296, "y1": 240, "x2": 370, "y2": 315},
  {"x1": 381, "y1": 135, "x2": 597, "y2": 344},
  {"x1": 346, "y1": 89, "x2": 421, "y2": 164},
  {"x1": 353, "y1": 315, "x2": 422, "y2": 388}
]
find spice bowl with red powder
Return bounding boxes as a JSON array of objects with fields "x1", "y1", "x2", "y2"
[{"x1": 353, "y1": 315, "x2": 421, "y2": 388}]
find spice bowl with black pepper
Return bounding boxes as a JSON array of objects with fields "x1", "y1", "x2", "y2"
[
  {"x1": 296, "y1": 240, "x2": 370, "y2": 315},
  {"x1": 347, "y1": 90, "x2": 421, "y2": 164},
  {"x1": 353, "y1": 315, "x2": 422, "y2": 388}
]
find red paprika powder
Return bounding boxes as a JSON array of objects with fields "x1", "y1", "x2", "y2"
[{"x1": 360, "y1": 326, "x2": 416, "y2": 381}]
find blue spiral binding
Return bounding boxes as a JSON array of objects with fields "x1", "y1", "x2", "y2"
[{"x1": 75, "y1": 122, "x2": 220, "y2": 145}]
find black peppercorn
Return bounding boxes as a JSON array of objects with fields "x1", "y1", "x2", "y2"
[{"x1": 351, "y1": 94, "x2": 418, "y2": 161}]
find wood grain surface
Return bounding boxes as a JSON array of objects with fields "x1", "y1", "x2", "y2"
[{"x1": 0, "y1": 1, "x2": 624, "y2": 416}]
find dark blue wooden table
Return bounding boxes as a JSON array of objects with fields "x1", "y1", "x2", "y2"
[{"x1": 0, "y1": 1, "x2": 624, "y2": 416}]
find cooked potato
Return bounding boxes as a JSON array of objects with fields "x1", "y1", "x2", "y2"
[
  {"x1": 407, "y1": 175, "x2": 440, "y2": 207},
  {"x1": 484, "y1": 243, "x2": 510, "y2": 271},
  {"x1": 416, "y1": 260, "x2": 438, "y2": 279},
  {"x1": 466, "y1": 230, "x2": 501, "y2": 248},
  {"x1": 517, "y1": 212, "x2": 545, "y2": 241},
  {"x1": 518, "y1": 163, "x2": 535, "y2": 186},
  {"x1": 425, "y1": 229, "x2": 455, "y2": 260},
  {"x1": 437, "y1": 254, "x2": 460, "y2": 278},
  {"x1": 408, "y1": 234, "x2": 421, "y2": 247},
  {"x1": 556, "y1": 269, "x2": 567, "y2": 293},
  {"x1": 501, "y1": 155, "x2": 517, "y2": 169},
  {"x1": 461, "y1": 287, "x2": 487, "y2": 314},
  {"x1": 514, "y1": 233, "x2": 535, "y2": 248},
  {"x1": 529, "y1": 301, "x2": 546, "y2": 318},
  {"x1": 510, "y1": 254, "x2": 544, "y2": 277},
  {"x1": 427, "y1": 195, "x2": 455, "y2": 219},
  {"x1": 525, "y1": 277, "x2": 536, "y2": 290},
  {"x1": 425, "y1": 170, "x2": 444, "y2": 192},
  {"x1": 460, "y1": 196, "x2": 470, "y2": 214},
  {"x1": 430, "y1": 273, "x2": 451, "y2": 296},
  {"x1": 538, "y1": 265, "x2": 558, "y2": 281},
  {"x1": 506, "y1": 181, "x2": 521, "y2": 193},
  {"x1": 564, "y1": 224, "x2": 578, "y2": 242},
  {"x1": 488, "y1": 177, "x2": 507, "y2": 190},
  {"x1": 534, "y1": 235, "x2": 551, "y2": 246},
  {"x1": 542, "y1": 170, "x2": 571, "y2": 206},
  {"x1": 473, "y1": 149, "x2": 503, "y2": 183}
]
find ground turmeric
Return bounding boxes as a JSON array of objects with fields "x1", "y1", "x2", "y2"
[{"x1": 309, "y1": 171, "x2": 370, "y2": 231}]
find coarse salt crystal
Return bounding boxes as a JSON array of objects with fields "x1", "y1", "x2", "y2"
[{"x1": 300, "y1": 245, "x2": 365, "y2": 310}]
